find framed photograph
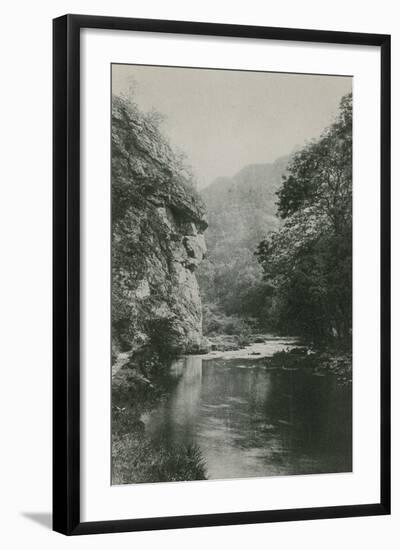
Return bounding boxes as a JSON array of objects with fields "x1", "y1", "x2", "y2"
[{"x1": 53, "y1": 14, "x2": 390, "y2": 535}]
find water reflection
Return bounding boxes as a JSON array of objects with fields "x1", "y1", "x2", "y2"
[{"x1": 143, "y1": 352, "x2": 352, "y2": 480}]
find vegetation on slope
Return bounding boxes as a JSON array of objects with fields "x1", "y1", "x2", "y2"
[{"x1": 198, "y1": 157, "x2": 289, "y2": 331}]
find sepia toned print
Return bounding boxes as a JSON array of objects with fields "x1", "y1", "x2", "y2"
[{"x1": 111, "y1": 64, "x2": 352, "y2": 485}]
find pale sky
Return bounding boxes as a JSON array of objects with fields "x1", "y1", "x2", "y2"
[{"x1": 112, "y1": 64, "x2": 352, "y2": 189}]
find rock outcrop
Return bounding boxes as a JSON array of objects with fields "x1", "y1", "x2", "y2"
[{"x1": 112, "y1": 96, "x2": 207, "y2": 362}]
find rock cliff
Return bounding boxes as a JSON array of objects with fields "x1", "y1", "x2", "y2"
[{"x1": 112, "y1": 96, "x2": 207, "y2": 362}]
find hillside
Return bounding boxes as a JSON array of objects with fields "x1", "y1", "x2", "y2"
[
  {"x1": 197, "y1": 156, "x2": 289, "y2": 325},
  {"x1": 201, "y1": 157, "x2": 288, "y2": 255}
]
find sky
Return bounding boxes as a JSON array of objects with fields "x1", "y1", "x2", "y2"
[{"x1": 112, "y1": 64, "x2": 352, "y2": 189}]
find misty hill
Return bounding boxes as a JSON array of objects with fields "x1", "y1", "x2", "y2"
[
  {"x1": 201, "y1": 156, "x2": 289, "y2": 257},
  {"x1": 197, "y1": 156, "x2": 289, "y2": 325}
]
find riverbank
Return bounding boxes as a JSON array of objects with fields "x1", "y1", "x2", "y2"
[
  {"x1": 264, "y1": 347, "x2": 352, "y2": 385},
  {"x1": 112, "y1": 351, "x2": 207, "y2": 484},
  {"x1": 196, "y1": 333, "x2": 299, "y2": 359},
  {"x1": 196, "y1": 333, "x2": 351, "y2": 384}
]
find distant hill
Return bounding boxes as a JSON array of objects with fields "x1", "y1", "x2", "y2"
[
  {"x1": 197, "y1": 156, "x2": 290, "y2": 323},
  {"x1": 201, "y1": 156, "x2": 289, "y2": 258}
]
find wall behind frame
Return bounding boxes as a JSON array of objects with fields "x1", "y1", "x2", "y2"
[{"x1": 0, "y1": 0, "x2": 398, "y2": 548}]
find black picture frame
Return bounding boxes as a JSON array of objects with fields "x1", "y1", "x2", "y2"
[{"x1": 53, "y1": 14, "x2": 391, "y2": 536}]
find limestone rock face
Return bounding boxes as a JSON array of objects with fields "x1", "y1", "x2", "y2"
[{"x1": 112, "y1": 96, "x2": 208, "y2": 360}]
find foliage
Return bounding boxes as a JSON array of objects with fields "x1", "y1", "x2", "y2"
[
  {"x1": 256, "y1": 94, "x2": 352, "y2": 346},
  {"x1": 112, "y1": 435, "x2": 207, "y2": 484},
  {"x1": 197, "y1": 158, "x2": 288, "y2": 325},
  {"x1": 145, "y1": 317, "x2": 184, "y2": 360},
  {"x1": 202, "y1": 302, "x2": 251, "y2": 333}
]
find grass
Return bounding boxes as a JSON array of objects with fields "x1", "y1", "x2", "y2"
[{"x1": 112, "y1": 434, "x2": 207, "y2": 484}]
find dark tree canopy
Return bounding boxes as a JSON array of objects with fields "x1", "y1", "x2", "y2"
[{"x1": 256, "y1": 94, "x2": 352, "y2": 346}]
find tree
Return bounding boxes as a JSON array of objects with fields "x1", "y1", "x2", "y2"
[{"x1": 256, "y1": 94, "x2": 352, "y2": 347}]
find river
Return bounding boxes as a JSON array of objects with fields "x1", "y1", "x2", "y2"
[{"x1": 142, "y1": 338, "x2": 352, "y2": 480}]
